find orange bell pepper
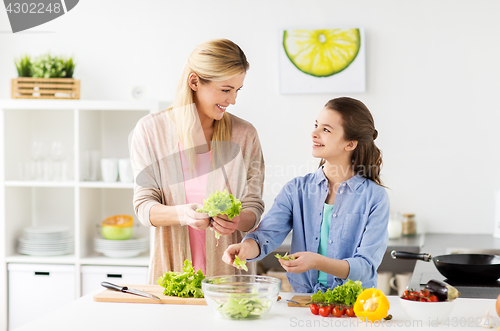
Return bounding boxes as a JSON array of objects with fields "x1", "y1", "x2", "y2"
[{"x1": 353, "y1": 288, "x2": 390, "y2": 322}]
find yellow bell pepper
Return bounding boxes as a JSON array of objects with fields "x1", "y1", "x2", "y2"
[{"x1": 353, "y1": 288, "x2": 390, "y2": 322}]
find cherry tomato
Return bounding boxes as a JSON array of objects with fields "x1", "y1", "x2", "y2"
[
  {"x1": 429, "y1": 295, "x2": 439, "y2": 302},
  {"x1": 421, "y1": 289, "x2": 431, "y2": 297},
  {"x1": 332, "y1": 306, "x2": 344, "y2": 317},
  {"x1": 402, "y1": 290, "x2": 409, "y2": 297},
  {"x1": 310, "y1": 303, "x2": 319, "y2": 315},
  {"x1": 346, "y1": 307, "x2": 356, "y2": 317},
  {"x1": 319, "y1": 305, "x2": 332, "y2": 317}
]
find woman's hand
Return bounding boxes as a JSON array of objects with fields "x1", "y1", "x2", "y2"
[
  {"x1": 177, "y1": 203, "x2": 211, "y2": 230},
  {"x1": 211, "y1": 214, "x2": 240, "y2": 235},
  {"x1": 278, "y1": 252, "x2": 320, "y2": 274},
  {"x1": 222, "y1": 239, "x2": 260, "y2": 267}
]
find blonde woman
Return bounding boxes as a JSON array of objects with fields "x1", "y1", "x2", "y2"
[{"x1": 130, "y1": 39, "x2": 265, "y2": 283}]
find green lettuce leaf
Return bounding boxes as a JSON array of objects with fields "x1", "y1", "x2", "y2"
[
  {"x1": 157, "y1": 259, "x2": 205, "y2": 298},
  {"x1": 310, "y1": 279, "x2": 365, "y2": 306},
  {"x1": 275, "y1": 252, "x2": 296, "y2": 260},
  {"x1": 233, "y1": 255, "x2": 248, "y2": 271},
  {"x1": 196, "y1": 189, "x2": 242, "y2": 244},
  {"x1": 197, "y1": 189, "x2": 242, "y2": 219}
]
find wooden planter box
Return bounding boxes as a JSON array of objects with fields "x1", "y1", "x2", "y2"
[{"x1": 11, "y1": 77, "x2": 80, "y2": 99}]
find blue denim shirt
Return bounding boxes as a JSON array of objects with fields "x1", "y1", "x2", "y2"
[{"x1": 244, "y1": 167, "x2": 389, "y2": 293}]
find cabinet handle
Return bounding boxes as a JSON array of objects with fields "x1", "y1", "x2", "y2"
[
  {"x1": 34, "y1": 272, "x2": 50, "y2": 276},
  {"x1": 107, "y1": 274, "x2": 122, "y2": 278}
]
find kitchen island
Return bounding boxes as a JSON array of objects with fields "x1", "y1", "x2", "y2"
[{"x1": 12, "y1": 291, "x2": 498, "y2": 331}]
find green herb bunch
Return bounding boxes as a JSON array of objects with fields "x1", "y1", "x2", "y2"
[
  {"x1": 14, "y1": 53, "x2": 76, "y2": 78},
  {"x1": 157, "y1": 259, "x2": 205, "y2": 298}
]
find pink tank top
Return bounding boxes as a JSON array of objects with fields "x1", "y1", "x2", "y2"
[{"x1": 179, "y1": 143, "x2": 211, "y2": 275}]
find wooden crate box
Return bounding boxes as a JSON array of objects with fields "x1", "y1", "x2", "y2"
[{"x1": 11, "y1": 77, "x2": 80, "y2": 99}]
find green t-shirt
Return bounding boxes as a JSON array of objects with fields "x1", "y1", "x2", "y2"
[{"x1": 318, "y1": 203, "x2": 334, "y2": 287}]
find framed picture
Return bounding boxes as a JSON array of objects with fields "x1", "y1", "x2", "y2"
[{"x1": 279, "y1": 28, "x2": 366, "y2": 94}]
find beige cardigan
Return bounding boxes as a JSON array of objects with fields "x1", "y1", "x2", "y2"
[{"x1": 130, "y1": 109, "x2": 265, "y2": 284}]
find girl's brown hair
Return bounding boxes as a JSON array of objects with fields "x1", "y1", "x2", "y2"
[{"x1": 320, "y1": 97, "x2": 384, "y2": 186}]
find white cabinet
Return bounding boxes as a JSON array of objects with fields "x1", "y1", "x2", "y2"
[
  {"x1": 81, "y1": 265, "x2": 148, "y2": 296},
  {"x1": 0, "y1": 100, "x2": 159, "y2": 331},
  {"x1": 8, "y1": 263, "x2": 76, "y2": 331}
]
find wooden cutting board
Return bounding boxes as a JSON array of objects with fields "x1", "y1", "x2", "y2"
[
  {"x1": 287, "y1": 295, "x2": 312, "y2": 307},
  {"x1": 93, "y1": 284, "x2": 207, "y2": 305}
]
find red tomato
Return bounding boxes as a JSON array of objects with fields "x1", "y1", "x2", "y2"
[
  {"x1": 332, "y1": 306, "x2": 344, "y2": 317},
  {"x1": 345, "y1": 307, "x2": 356, "y2": 317},
  {"x1": 310, "y1": 303, "x2": 319, "y2": 315},
  {"x1": 429, "y1": 295, "x2": 439, "y2": 302},
  {"x1": 319, "y1": 306, "x2": 332, "y2": 317}
]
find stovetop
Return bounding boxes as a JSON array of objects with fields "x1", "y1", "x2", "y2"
[{"x1": 419, "y1": 272, "x2": 500, "y2": 299}]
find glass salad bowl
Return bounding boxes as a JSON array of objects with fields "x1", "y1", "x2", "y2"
[{"x1": 202, "y1": 275, "x2": 281, "y2": 320}]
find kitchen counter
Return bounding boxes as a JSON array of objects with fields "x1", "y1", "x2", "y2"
[
  {"x1": 408, "y1": 234, "x2": 500, "y2": 299},
  {"x1": 12, "y1": 291, "x2": 498, "y2": 331}
]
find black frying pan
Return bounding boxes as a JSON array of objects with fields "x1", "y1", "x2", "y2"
[{"x1": 391, "y1": 250, "x2": 500, "y2": 282}]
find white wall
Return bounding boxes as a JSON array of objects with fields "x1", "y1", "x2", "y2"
[{"x1": 1, "y1": 0, "x2": 500, "y2": 234}]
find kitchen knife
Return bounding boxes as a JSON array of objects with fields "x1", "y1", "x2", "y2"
[{"x1": 101, "y1": 281, "x2": 161, "y2": 301}]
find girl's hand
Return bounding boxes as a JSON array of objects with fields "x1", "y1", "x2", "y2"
[
  {"x1": 222, "y1": 243, "x2": 243, "y2": 266},
  {"x1": 211, "y1": 214, "x2": 240, "y2": 235},
  {"x1": 278, "y1": 252, "x2": 319, "y2": 273},
  {"x1": 222, "y1": 240, "x2": 260, "y2": 267}
]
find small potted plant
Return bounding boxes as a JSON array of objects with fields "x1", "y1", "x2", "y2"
[{"x1": 11, "y1": 53, "x2": 80, "y2": 99}]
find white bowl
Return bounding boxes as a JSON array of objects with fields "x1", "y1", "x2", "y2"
[{"x1": 399, "y1": 298, "x2": 456, "y2": 324}]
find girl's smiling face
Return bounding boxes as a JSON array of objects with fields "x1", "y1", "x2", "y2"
[
  {"x1": 312, "y1": 107, "x2": 357, "y2": 161},
  {"x1": 191, "y1": 72, "x2": 245, "y2": 122}
]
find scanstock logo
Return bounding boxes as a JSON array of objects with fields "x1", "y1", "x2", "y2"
[{"x1": 4, "y1": 0, "x2": 79, "y2": 33}]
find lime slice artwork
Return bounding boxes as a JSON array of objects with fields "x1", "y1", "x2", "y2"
[{"x1": 283, "y1": 29, "x2": 361, "y2": 77}]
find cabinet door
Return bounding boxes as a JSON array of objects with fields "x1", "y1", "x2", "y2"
[
  {"x1": 8, "y1": 263, "x2": 75, "y2": 331},
  {"x1": 81, "y1": 265, "x2": 148, "y2": 296}
]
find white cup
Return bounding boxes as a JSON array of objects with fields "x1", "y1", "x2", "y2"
[
  {"x1": 118, "y1": 158, "x2": 133, "y2": 183},
  {"x1": 390, "y1": 272, "x2": 412, "y2": 296},
  {"x1": 376, "y1": 272, "x2": 393, "y2": 295},
  {"x1": 388, "y1": 220, "x2": 403, "y2": 239},
  {"x1": 101, "y1": 158, "x2": 118, "y2": 182}
]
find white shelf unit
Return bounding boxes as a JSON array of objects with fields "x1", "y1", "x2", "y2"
[{"x1": 0, "y1": 99, "x2": 159, "y2": 331}]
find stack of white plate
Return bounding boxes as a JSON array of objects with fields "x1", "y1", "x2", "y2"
[
  {"x1": 18, "y1": 226, "x2": 74, "y2": 256},
  {"x1": 94, "y1": 236, "x2": 149, "y2": 258}
]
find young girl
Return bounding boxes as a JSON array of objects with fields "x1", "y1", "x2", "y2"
[
  {"x1": 130, "y1": 39, "x2": 265, "y2": 283},
  {"x1": 223, "y1": 97, "x2": 389, "y2": 293}
]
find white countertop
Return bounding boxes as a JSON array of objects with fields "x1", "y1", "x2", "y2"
[{"x1": 13, "y1": 292, "x2": 499, "y2": 331}]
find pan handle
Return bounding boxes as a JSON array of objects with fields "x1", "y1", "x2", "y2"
[{"x1": 391, "y1": 250, "x2": 432, "y2": 262}]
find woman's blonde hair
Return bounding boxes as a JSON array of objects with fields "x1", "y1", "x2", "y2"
[{"x1": 168, "y1": 39, "x2": 249, "y2": 168}]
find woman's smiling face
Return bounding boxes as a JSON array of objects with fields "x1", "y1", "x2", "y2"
[
  {"x1": 312, "y1": 107, "x2": 354, "y2": 161},
  {"x1": 192, "y1": 72, "x2": 246, "y2": 122}
]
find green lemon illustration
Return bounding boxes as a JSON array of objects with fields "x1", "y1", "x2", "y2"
[{"x1": 283, "y1": 29, "x2": 361, "y2": 77}]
